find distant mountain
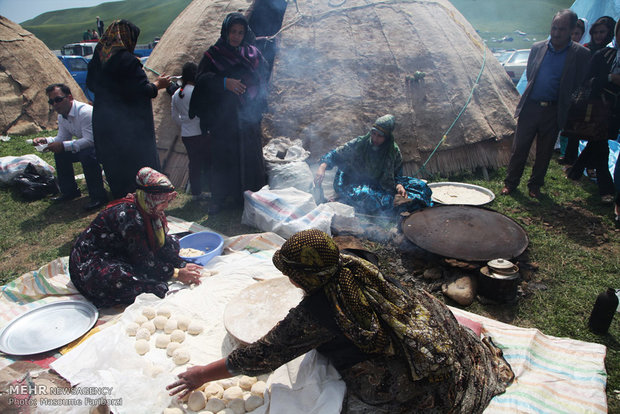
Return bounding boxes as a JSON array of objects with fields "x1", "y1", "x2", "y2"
[{"x1": 21, "y1": 0, "x2": 191, "y2": 50}]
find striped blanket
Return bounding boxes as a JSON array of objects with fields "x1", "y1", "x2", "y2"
[{"x1": 0, "y1": 227, "x2": 608, "y2": 413}]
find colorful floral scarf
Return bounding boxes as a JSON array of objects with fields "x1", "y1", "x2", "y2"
[
  {"x1": 273, "y1": 229, "x2": 455, "y2": 381},
  {"x1": 95, "y1": 19, "x2": 140, "y2": 65}
]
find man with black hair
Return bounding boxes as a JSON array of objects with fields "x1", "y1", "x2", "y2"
[{"x1": 33, "y1": 84, "x2": 107, "y2": 210}]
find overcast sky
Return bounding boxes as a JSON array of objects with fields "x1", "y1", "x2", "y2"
[{"x1": 0, "y1": 0, "x2": 116, "y2": 24}]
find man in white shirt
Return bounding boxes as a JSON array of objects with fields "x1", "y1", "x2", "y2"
[{"x1": 33, "y1": 84, "x2": 107, "y2": 210}]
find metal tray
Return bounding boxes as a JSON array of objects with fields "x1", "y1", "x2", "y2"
[
  {"x1": 0, "y1": 300, "x2": 98, "y2": 356},
  {"x1": 428, "y1": 182, "x2": 495, "y2": 205}
]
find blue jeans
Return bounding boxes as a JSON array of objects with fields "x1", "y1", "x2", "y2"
[{"x1": 54, "y1": 146, "x2": 107, "y2": 201}]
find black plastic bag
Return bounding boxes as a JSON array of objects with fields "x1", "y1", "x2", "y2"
[{"x1": 14, "y1": 163, "x2": 59, "y2": 201}]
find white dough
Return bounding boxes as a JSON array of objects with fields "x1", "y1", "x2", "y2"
[
  {"x1": 177, "y1": 315, "x2": 191, "y2": 331},
  {"x1": 125, "y1": 322, "x2": 140, "y2": 336},
  {"x1": 163, "y1": 408, "x2": 183, "y2": 414},
  {"x1": 218, "y1": 378, "x2": 237, "y2": 389},
  {"x1": 148, "y1": 364, "x2": 164, "y2": 378},
  {"x1": 223, "y1": 386, "x2": 243, "y2": 401},
  {"x1": 227, "y1": 398, "x2": 246, "y2": 414},
  {"x1": 238, "y1": 376, "x2": 257, "y2": 391},
  {"x1": 250, "y1": 381, "x2": 266, "y2": 397},
  {"x1": 135, "y1": 339, "x2": 149, "y2": 355},
  {"x1": 244, "y1": 395, "x2": 264, "y2": 412},
  {"x1": 135, "y1": 327, "x2": 151, "y2": 341},
  {"x1": 216, "y1": 409, "x2": 235, "y2": 414},
  {"x1": 166, "y1": 341, "x2": 182, "y2": 357},
  {"x1": 164, "y1": 318, "x2": 178, "y2": 334},
  {"x1": 142, "y1": 306, "x2": 156, "y2": 320},
  {"x1": 141, "y1": 320, "x2": 156, "y2": 334},
  {"x1": 153, "y1": 315, "x2": 168, "y2": 330},
  {"x1": 188, "y1": 390, "x2": 207, "y2": 411},
  {"x1": 156, "y1": 334, "x2": 171, "y2": 348},
  {"x1": 172, "y1": 348, "x2": 190, "y2": 365},
  {"x1": 170, "y1": 329, "x2": 185, "y2": 343},
  {"x1": 205, "y1": 397, "x2": 226, "y2": 412},
  {"x1": 157, "y1": 308, "x2": 172, "y2": 318},
  {"x1": 134, "y1": 315, "x2": 148, "y2": 325},
  {"x1": 187, "y1": 321, "x2": 204, "y2": 335},
  {"x1": 203, "y1": 382, "x2": 224, "y2": 399}
]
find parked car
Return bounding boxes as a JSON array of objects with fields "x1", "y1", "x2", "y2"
[
  {"x1": 60, "y1": 42, "x2": 96, "y2": 58},
  {"x1": 58, "y1": 55, "x2": 95, "y2": 102},
  {"x1": 497, "y1": 49, "x2": 530, "y2": 84}
]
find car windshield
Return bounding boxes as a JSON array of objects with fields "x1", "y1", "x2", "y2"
[
  {"x1": 67, "y1": 59, "x2": 88, "y2": 71},
  {"x1": 494, "y1": 51, "x2": 514, "y2": 64},
  {"x1": 507, "y1": 50, "x2": 530, "y2": 65}
]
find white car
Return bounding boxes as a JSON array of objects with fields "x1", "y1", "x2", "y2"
[{"x1": 502, "y1": 49, "x2": 530, "y2": 84}]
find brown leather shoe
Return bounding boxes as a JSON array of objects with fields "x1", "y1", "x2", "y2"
[{"x1": 500, "y1": 186, "x2": 512, "y2": 196}]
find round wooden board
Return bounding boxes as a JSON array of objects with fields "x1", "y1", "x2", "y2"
[{"x1": 224, "y1": 277, "x2": 304, "y2": 344}]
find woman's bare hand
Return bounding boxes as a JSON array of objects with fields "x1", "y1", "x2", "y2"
[{"x1": 225, "y1": 78, "x2": 246, "y2": 96}]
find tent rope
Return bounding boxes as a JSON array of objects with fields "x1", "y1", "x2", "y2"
[{"x1": 414, "y1": 46, "x2": 487, "y2": 177}]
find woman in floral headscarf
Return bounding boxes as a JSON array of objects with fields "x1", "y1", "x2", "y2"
[
  {"x1": 314, "y1": 114, "x2": 432, "y2": 214},
  {"x1": 86, "y1": 19, "x2": 171, "y2": 200},
  {"x1": 168, "y1": 229, "x2": 513, "y2": 413},
  {"x1": 69, "y1": 167, "x2": 202, "y2": 308}
]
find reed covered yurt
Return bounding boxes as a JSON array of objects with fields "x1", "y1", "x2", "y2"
[
  {"x1": 151, "y1": 0, "x2": 519, "y2": 186},
  {"x1": 262, "y1": 0, "x2": 520, "y2": 176},
  {"x1": 0, "y1": 16, "x2": 87, "y2": 135}
]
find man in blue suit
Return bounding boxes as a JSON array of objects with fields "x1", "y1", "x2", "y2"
[{"x1": 502, "y1": 9, "x2": 591, "y2": 198}]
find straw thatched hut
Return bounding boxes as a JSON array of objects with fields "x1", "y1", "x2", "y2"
[
  {"x1": 262, "y1": 0, "x2": 520, "y2": 176},
  {"x1": 0, "y1": 16, "x2": 87, "y2": 135}
]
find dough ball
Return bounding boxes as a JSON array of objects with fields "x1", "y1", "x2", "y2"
[
  {"x1": 177, "y1": 315, "x2": 191, "y2": 331},
  {"x1": 172, "y1": 348, "x2": 190, "y2": 365},
  {"x1": 250, "y1": 381, "x2": 267, "y2": 397},
  {"x1": 238, "y1": 376, "x2": 257, "y2": 391},
  {"x1": 218, "y1": 378, "x2": 237, "y2": 389},
  {"x1": 245, "y1": 395, "x2": 264, "y2": 412},
  {"x1": 164, "y1": 318, "x2": 178, "y2": 334},
  {"x1": 188, "y1": 390, "x2": 207, "y2": 411},
  {"x1": 222, "y1": 386, "x2": 243, "y2": 401},
  {"x1": 135, "y1": 339, "x2": 149, "y2": 355},
  {"x1": 134, "y1": 315, "x2": 148, "y2": 325},
  {"x1": 216, "y1": 409, "x2": 236, "y2": 414},
  {"x1": 141, "y1": 320, "x2": 156, "y2": 334},
  {"x1": 142, "y1": 306, "x2": 156, "y2": 320},
  {"x1": 148, "y1": 364, "x2": 164, "y2": 378},
  {"x1": 156, "y1": 334, "x2": 171, "y2": 349},
  {"x1": 135, "y1": 327, "x2": 151, "y2": 341},
  {"x1": 166, "y1": 341, "x2": 182, "y2": 357},
  {"x1": 157, "y1": 308, "x2": 172, "y2": 318},
  {"x1": 203, "y1": 382, "x2": 224, "y2": 399},
  {"x1": 187, "y1": 321, "x2": 204, "y2": 335},
  {"x1": 125, "y1": 322, "x2": 140, "y2": 336},
  {"x1": 153, "y1": 315, "x2": 168, "y2": 330},
  {"x1": 227, "y1": 398, "x2": 246, "y2": 414},
  {"x1": 205, "y1": 397, "x2": 226, "y2": 412},
  {"x1": 170, "y1": 329, "x2": 185, "y2": 343},
  {"x1": 163, "y1": 408, "x2": 183, "y2": 414}
]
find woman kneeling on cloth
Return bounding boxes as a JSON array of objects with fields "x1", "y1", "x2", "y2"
[
  {"x1": 168, "y1": 229, "x2": 514, "y2": 413},
  {"x1": 69, "y1": 167, "x2": 202, "y2": 308},
  {"x1": 314, "y1": 114, "x2": 432, "y2": 214}
]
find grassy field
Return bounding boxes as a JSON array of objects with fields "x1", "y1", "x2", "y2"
[
  {"x1": 19, "y1": 0, "x2": 573, "y2": 51},
  {"x1": 1, "y1": 131, "x2": 618, "y2": 410}
]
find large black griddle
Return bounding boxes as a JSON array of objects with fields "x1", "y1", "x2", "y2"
[{"x1": 402, "y1": 205, "x2": 528, "y2": 261}]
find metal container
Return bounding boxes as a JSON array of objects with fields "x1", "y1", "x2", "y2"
[{"x1": 478, "y1": 259, "x2": 520, "y2": 303}]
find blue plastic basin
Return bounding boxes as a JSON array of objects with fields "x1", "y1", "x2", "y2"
[{"x1": 178, "y1": 231, "x2": 224, "y2": 266}]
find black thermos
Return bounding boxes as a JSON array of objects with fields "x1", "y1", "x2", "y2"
[{"x1": 588, "y1": 288, "x2": 618, "y2": 335}]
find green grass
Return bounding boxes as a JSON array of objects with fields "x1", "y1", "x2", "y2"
[
  {"x1": 1, "y1": 130, "x2": 617, "y2": 409},
  {"x1": 20, "y1": 0, "x2": 191, "y2": 50}
]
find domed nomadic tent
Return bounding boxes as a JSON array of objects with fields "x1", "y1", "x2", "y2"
[
  {"x1": 262, "y1": 0, "x2": 520, "y2": 176},
  {"x1": 0, "y1": 16, "x2": 87, "y2": 135},
  {"x1": 152, "y1": 0, "x2": 519, "y2": 186}
]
